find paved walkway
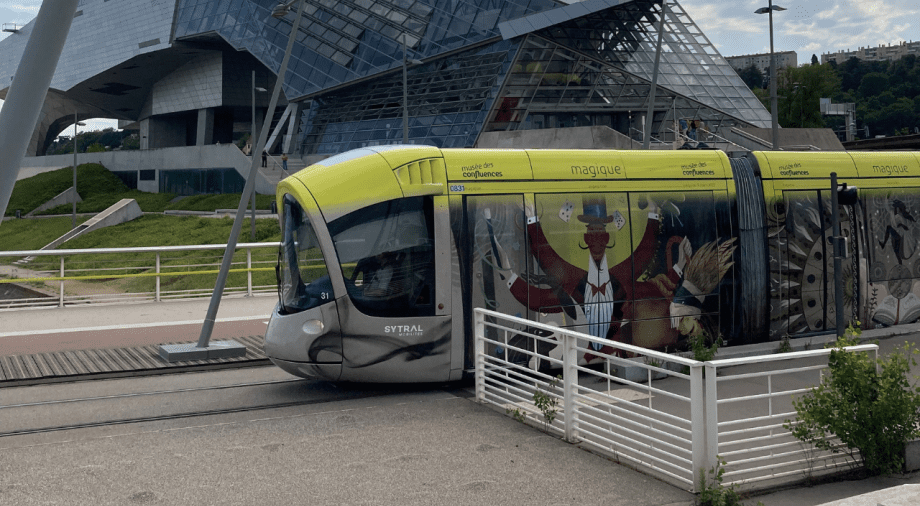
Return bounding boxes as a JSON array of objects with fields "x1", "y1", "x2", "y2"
[{"x1": 3, "y1": 297, "x2": 920, "y2": 505}]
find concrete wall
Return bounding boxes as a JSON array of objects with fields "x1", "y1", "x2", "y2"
[
  {"x1": 733, "y1": 128, "x2": 845, "y2": 151},
  {"x1": 26, "y1": 187, "x2": 82, "y2": 217},
  {"x1": 476, "y1": 126, "x2": 640, "y2": 150},
  {"x1": 19, "y1": 144, "x2": 275, "y2": 194}
]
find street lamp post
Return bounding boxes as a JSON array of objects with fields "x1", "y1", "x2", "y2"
[
  {"x1": 72, "y1": 112, "x2": 85, "y2": 229},
  {"x1": 251, "y1": 71, "x2": 267, "y2": 241},
  {"x1": 642, "y1": 0, "x2": 668, "y2": 150},
  {"x1": 756, "y1": 1, "x2": 786, "y2": 150},
  {"x1": 403, "y1": 37, "x2": 409, "y2": 144},
  {"x1": 401, "y1": 35, "x2": 423, "y2": 144}
]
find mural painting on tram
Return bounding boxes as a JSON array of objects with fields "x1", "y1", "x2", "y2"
[
  {"x1": 468, "y1": 190, "x2": 736, "y2": 368},
  {"x1": 767, "y1": 190, "x2": 859, "y2": 339},
  {"x1": 865, "y1": 188, "x2": 920, "y2": 328}
]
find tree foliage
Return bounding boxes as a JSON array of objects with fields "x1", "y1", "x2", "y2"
[
  {"x1": 737, "y1": 64, "x2": 765, "y2": 90},
  {"x1": 785, "y1": 325, "x2": 920, "y2": 476},
  {"x1": 776, "y1": 64, "x2": 841, "y2": 128},
  {"x1": 740, "y1": 55, "x2": 920, "y2": 138},
  {"x1": 47, "y1": 127, "x2": 137, "y2": 155}
]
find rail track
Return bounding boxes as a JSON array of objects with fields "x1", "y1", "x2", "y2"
[{"x1": 0, "y1": 374, "x2": 404, "y2": 438}]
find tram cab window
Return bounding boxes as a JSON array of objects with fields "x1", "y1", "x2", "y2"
[
  {"x1": 277, "y1": 194, "x2": 333, "y2": 314},
  {"x1": 329, "y1": 197, "x2": 435, "y2": 318}
]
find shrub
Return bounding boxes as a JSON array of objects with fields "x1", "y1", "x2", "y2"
[
  {"x1": 785, "y1": 323, "x2": 920, "y2": 475},
  {"x1": 697, "y1": 457, "x2": 751, "y2": 506}
]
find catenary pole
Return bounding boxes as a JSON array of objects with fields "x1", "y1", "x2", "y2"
[
  {"x1": 73, "y1": 110, "x2": 78, "y2": 229},
  {"x1": 402, "y1": 36, "x2": 409, "y2": 144},
  {"x1": 0, "y1": 0, "x2": 80, "y2": 223},
  {"x1": 195, "y1": 0, "x2": 307, "y2": 349},
  {"x1": 251, "y1": 70, "x2": 257, "y2": 241}
]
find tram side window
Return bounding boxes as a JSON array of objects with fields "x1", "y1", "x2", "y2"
[
  {"x1": 330, "y1": 197, "x2": 435, "y2": 318},
  {"x1": 865, "y1": 189, "x2": 920, "y2": 327},
  {"x1": 278, "y1": 195, "x2": 333, "y2": 314}
]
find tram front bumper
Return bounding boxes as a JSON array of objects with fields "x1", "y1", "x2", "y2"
[{"x1": 264, "y1": 304, "x2": 343, "y2": 381}]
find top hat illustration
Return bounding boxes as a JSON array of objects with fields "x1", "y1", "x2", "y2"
[{"x1": 577, "y1": 196, "x2": 614, "y2": 225}]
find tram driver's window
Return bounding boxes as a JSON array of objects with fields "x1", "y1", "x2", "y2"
[
  {"x1": 330, "y1": 197, "x2": 435, "y2": 318},
  {"x1": 278, "y1": 195, "x2": 333, "y2": 314}
]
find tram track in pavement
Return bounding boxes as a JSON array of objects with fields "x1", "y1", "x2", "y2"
[{"x1": 0, "y1": 370, "x2": 419, "y2": 439}]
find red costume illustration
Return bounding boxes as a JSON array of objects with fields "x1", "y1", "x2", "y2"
[{"x1": 504, "y1": 198, "x2": 683, "y2": 355}]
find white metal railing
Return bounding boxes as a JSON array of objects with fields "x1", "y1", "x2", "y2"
[
  {"x1": 473, "y1": 308, "x2": 878, "y2": 492},
  {"x1": 475, "y1": 307, "x2": 704, "y2": 489},
  {"x1": 0, "y1": 242, "x2": 280, "y2": 309},
  {"x1": 703, "y1": 345, "x2": 876, "y2": 489}
]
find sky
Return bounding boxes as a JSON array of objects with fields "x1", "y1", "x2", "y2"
[{"x1": 0, "y1": 0, "x2": 918, "y2": 132}]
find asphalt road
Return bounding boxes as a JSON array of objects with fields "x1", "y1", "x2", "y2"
[{"x1": 0, "y1": 366, "x2": 695, "y2": 506}]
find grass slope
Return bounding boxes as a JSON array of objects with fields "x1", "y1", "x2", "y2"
[
  {"x1": 0, "y1": 216, "x2": 92, "y2": 251},
  {"x1": 8, "y1": 163, "x2": 275, "y2": 216},
  {"x1": 1, "y1": 215, "x2": 283, "y2": 295}
]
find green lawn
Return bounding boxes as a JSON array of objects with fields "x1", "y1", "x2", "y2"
[
  {"x1": 7, "y1": 163, "x2": 275, "y2": 216},
  {"x1": 1, "y1": 213, "x2": 283, "y2": 294},
  {"x1": 3, "y1": 164, "x2": 284, "y2": 294}
]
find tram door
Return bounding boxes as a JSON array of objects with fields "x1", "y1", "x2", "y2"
[
  {"x1": 772, "y1": 190, "x2": 857, "y2": 337},
  {"x1": 459, "y1": 195, "x2": 533, "y2": 369},
  {"x1": 329, "y1": 196, "x2": 453, "y2": 383}
]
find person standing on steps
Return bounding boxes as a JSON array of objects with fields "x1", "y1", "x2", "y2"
[
  {"x1": 261, "y1": 151, "x2": 267, "y2": 168},
  {"x1": 282, "y1": 153, "x2": 288, "y2": 172}
]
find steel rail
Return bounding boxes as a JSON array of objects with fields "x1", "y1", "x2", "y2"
[
  {"x1": 0, "y1": 386, "x2": 400, "y2": 439},
  {"x1": 0, "y1": 378, "x2": 303, "y2": 410}
]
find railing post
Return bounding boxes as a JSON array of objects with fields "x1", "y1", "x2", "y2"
[
  {"x1": 690, "y1": 363, "x2": 706, "y2": 492},
  {"x1": 59, "y1": 255, "x2": 65, "y2": 307},
  {"x1": 705, "y1": 362, "x2": 719, "y2": 472},
  {"x1": 155, "y1": 252, "x2": 161, "y2": 302},
  {"x1": 475, "y1": 309, "x2": 485, "y2": 402},
  {"x1": 563, "y1": 329, "x2": 578, "y2": 443},
  {"x1": 247, "y1": 247, "x2": 253, "y2": 297}
]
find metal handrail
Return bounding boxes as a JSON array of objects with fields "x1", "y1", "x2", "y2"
[
  {"x1": 781, "y1": 144, "x2": 821, "y2": 151},
  {"x1": 0, "y1": 242, "x2": 280, "y2": 258},
  {"x1": 728, "y1": 126, "x2": 774, "y2": 149},
  {"x1": 629, "y1": 127, "x2": 668, "y2": 145},
  {"x1": 0, "y1": 243, "x2": 281, "y2": 308}
]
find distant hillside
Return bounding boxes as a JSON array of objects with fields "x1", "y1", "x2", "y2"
[{"x1": 739, "y1": 54, "x2": 920, "y2": 138}]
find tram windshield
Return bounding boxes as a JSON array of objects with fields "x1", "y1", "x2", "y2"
[
  {"x1": 277, "y1": 194, "x2": 332, "y2": 314},
  {"x1": 329, "y1": 197, "x2": 435, "y2": 318}
]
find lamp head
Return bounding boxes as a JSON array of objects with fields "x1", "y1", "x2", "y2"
[
  {"x1": 755, "y1": 5, "x2": 786, "y2": 13},
  {"x1": 272, "y1": 0, "x2": 296, "y2": 18}
]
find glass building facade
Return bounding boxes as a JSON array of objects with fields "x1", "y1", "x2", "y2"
[
  {"x1": 172, "y1": 0, "x2": 771, "y2": 155},
  {"x1": 1, "y1": 0, "x2": 773, "y2": 160}
]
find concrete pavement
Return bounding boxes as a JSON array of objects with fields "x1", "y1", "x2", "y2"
[
  {"x1": 0, "y1": 294, "x2": 276, "y2": 336},
  {"x1": 0, "y1": 294, "x2": 276, "y2": 355}
]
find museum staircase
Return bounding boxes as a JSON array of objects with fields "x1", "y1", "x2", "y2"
[{"x1": 257, "y1": 154, "x2": 306, "y2": 188}]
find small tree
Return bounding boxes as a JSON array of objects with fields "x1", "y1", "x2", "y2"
[{"x1": 785, "y1": 324, "x2": 920, "y2": 475}]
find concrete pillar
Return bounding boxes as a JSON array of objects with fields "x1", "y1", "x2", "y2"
[
  {"x1": 0, "y1": 0, "x2": 80, "y2": 220},
  {"x1": 140, "y1": 119, "x2": 150, "y2": 150},
  {"x1": 197, "y1": 108, "x2": 214, "y2": 146}
]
